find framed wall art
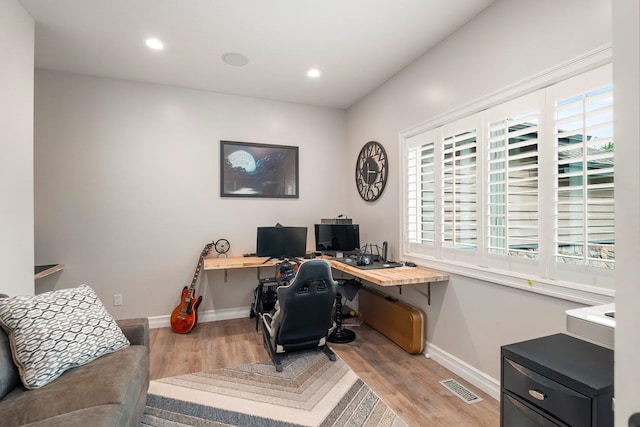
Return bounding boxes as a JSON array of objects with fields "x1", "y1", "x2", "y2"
[{"x1": 220, "y1": 140, "x2": 299, "y2": 198}]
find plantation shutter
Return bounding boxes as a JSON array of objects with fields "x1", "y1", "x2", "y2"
[
  {"x1": 553, "y1": 67, "x2": 614, "y2": 269},
  {"x1": 441, "y1": 118, "x2": 478, "y2": 251},
  {"x1": 486, "y1": 94, "x2": 541, "y2": 258},
  {"x1": 405, "y1": 130, "x2": 437, "y2": 254}
]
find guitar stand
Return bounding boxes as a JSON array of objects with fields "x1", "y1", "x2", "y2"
[{"x1": 328, "y1": 291, "x2": 356, "y2": 343}]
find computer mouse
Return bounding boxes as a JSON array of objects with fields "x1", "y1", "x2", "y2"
[{"x1": 405, "y1": 261, "x2": 417, "y2": 267}]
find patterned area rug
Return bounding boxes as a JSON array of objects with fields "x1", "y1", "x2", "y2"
[{"x1": 142, "y1": 350, "x2": 407, "y2": 426}]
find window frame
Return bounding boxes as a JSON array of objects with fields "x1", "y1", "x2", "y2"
[{"x1": 399, "y1": 46, "x2": 614, "y2": 305}]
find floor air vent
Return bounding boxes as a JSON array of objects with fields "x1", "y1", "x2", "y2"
[{"x1": 439, "y1": 379, "x2": 483, "y2": 404}]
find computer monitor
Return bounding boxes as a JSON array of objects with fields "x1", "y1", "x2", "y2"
[
  {"x1": 314, "y1": 224, "x2": 360, "y2": 254},
  {"x1": 256, "y1": 226, "x2": 307, "y2": 258}
]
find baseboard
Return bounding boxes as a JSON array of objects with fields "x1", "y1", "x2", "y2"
[
  {"x1": 425, "y1": 341, "x2": 500, "y2": 401},
  {"x1": 147, "y1": 306, "x2": 251, "y2": 329}
]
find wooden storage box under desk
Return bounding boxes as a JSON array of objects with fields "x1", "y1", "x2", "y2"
[{"x1": 358, "y1": 287, "x2": 426, "y2": 354}]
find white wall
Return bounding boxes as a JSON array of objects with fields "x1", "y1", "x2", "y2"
[
  {"x1": 0, "y1": 0, "x2": 34, "y2": 297},
  {"x1": 612, "y1": 0, "x2": 640, "y2": 424},
  {"x1": 346, "y1": 0, "x2": 612, "y2": 397},
  {"x1": 34, "y1": 71, "x2": 347, "y2": 319}
]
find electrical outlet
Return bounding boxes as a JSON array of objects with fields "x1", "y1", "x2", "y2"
[{"x1": 113, "y1": 294, "x2": 123, "y2": 306}]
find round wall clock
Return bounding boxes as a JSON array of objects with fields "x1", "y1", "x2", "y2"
[
  {"x1": 355, "y1": 141, "x2": 388, "y2": 202},
  {"x1": 214, "y1": 238, "x2": 230, "y2": 258}
]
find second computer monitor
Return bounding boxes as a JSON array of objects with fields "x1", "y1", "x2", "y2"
[{"x1": 314, "y1": 224, "x2": 360, "y2": 255}]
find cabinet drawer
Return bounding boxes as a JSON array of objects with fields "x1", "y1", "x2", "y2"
[
  {"x1": 502, "y1": 393, "x2": 567, "y2": 427},
  {"x1": 503, "y1": 358, "x2": 591, "y2": 427}
]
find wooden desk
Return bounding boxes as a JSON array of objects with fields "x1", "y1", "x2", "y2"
[
  {"x1": 329, "y1": 260, "x2": 447, "y2": 305},
  {"x1": 329, "y1": 260, "x2": 448, "y2": 287},
  {"x1": 203, "y1": 256, "x2": 278, "y2": 270},
  {"x1": 203, "y1": 256, "x2": 281, "y2": 282},
  {"x1": 203, "y1": 256, "x2": 448, "y2": 303}
]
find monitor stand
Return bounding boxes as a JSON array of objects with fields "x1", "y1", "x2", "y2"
[{"x1": 328, "y1": 291, "x2": 356, "y2": 343}]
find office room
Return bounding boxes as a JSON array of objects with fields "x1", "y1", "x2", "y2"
[{"x1": 1, "y1": 0, "x2": 638, "y2": 426}]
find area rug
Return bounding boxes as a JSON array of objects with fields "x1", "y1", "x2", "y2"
[{"x1": 142, "y1": 350, "x2": 407, "y2": 426}]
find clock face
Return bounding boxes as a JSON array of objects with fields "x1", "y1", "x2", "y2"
[
  {"x1": 355, "y1": 141, "x2": 388, "y2": 202},
  {"x1": 215, "y1": 239, "x2": 230, "y2": 257}
]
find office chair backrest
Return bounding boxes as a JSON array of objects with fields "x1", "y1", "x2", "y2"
[{"x1": 275, "y1": 259, "x2": 337, "y2": 349}]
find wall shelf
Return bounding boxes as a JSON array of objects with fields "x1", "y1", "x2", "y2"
[{"x1": 35, "y1": 264, "x2": 64, "y2": 280}]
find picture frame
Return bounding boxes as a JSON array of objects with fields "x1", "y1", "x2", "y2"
[{"x1": 220, "y1": 140, "x2": 299, "y2": 198}]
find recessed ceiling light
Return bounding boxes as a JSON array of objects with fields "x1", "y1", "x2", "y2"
[
  {"x1": 145, "y1": 38, "x2": 164, "y2": 51},
  {"x1": 222, "y1": 52, "x2": 249, "y2": 67},
  {"x1": 307, "y1": 68, "x2": 321, "y2": 78}
]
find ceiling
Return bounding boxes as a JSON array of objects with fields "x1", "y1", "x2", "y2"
[{"x1": 19, "y1": 0, "x2": 496, "y2": 109}]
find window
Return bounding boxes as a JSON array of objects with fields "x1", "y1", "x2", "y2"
[
  {"x1": 441, "y1": 126, "x2": 477, "y2": 251},
  {"x1": 406, "y1": 133, "x2": 436, "y2": 247},
  {"x1": 487, "y1": 95, "x2": 540, "y2": 259},
  {"x1": 401, "y1": 62, "x2": 614, "y2": 294},
  {"x1": 554, "y1": 84, "x2": 614, "y2": 269}
]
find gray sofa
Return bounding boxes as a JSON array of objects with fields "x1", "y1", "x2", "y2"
[{"x1": 0, "y1": 317, "x2": 149, "y2": 427}]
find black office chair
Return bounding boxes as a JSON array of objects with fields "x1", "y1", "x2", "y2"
[{"x1": 261, "y1": 259, "x2": 338, "y2": 372}]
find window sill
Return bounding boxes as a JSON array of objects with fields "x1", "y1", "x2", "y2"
[{"x1": 403, "y1": 255, "x2": 614, "y2": 306}]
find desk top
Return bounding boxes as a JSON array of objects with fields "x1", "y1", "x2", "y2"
[
  {"x1": 203, "y1": 256, "x2": 448, "y2": 287},
  {"x1": 203, "y1": 256, "x2": 279, "y2": 270},
  {"x1": 329, "y1": 260, "x2": 448, "y2": 286}
]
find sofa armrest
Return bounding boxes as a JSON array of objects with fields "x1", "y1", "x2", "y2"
[{"x1": 116, "y1": 318, "x2": 149, "y2": 349}]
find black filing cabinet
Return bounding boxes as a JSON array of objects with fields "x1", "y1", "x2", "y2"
[{"x1": 501, "y1": 333, "x2": 613, "y2": 427}]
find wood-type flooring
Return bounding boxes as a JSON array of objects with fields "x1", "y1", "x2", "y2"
[{"x1": 149, "y1": 318, "x2": 499, "y2": 427}]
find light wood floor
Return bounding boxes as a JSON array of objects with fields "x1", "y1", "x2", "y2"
[{"x1": 149, "y1": 318, "x2": 500, "y2": 427}]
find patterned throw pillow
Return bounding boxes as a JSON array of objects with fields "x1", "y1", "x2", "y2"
[{"x1": 0, "y1": 285, "x2": 129, "y2": 389}]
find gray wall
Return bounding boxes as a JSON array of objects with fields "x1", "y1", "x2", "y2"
[
  {"x1": 34, "y1": 71, "x2": 347, "y2": 319},
  {"x1": 0, "y1": 0, "x2": 34, "y2": 297},
  {"x1": 345, "y1": 0, "x2": 612, "y2": 398},
  {"x1": 27, "y1": 0, "x2": 640, "y2": 422}
]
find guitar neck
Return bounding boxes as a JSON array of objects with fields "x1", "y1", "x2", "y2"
[
  {"x1": 187, "y1": 256, "x2": 204, "y2": 293},
  {"x1": 185, "y1": 242, "x2": 213, "y2": 296}
]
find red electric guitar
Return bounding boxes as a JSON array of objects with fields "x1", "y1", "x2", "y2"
[{"x1": 170, "y1": 242, "x2": 213, "y2": 334}]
